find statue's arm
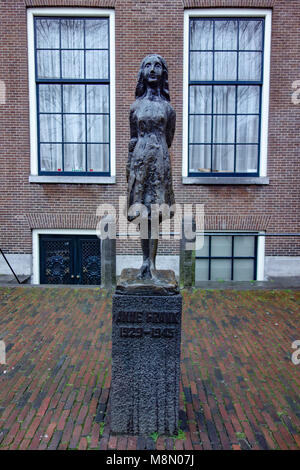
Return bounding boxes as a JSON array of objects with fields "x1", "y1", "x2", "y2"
[
  {"x1": 166, "y1": 107, "x2": 176, "y2": 148},
  {"x1": 127, "y1": 107, "x2": 138, "y2": 182}
]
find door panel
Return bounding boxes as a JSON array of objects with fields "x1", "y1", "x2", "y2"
[
  {"x1": 40, "y1": 236, "x2": 74, "y2": 284},
  {"x1": 79, "y1": 237, "x2": 101, "y2": 285},
  {"x1": 39, "y1": 234, "x2": 101, "y2": 285}
]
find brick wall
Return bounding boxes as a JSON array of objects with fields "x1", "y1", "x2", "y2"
[{"x1": 0, "y1": 0, "x2": 299, "y2": 258}]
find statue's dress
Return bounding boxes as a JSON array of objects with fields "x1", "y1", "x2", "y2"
[{"x1": 127, "y1": 97, "x2": 176, "y2": 221}]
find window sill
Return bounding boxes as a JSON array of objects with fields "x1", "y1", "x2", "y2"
[
  {"x1": 29, "y1": 175, "x2": 116, "y2": 184},
  {"x1": 182, "y1": 176, "x2": 269, "y2": 185}
]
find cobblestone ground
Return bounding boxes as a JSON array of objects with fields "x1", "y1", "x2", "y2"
[{"x1": 0, "y1": 286, "x2": 299, "y2": 450}]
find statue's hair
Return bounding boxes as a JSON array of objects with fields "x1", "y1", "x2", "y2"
[{"x1": 135, "y1": 54, "x2": 170, "y2": 101}]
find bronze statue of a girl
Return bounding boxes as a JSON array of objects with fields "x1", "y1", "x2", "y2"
[{"x1": 126, "y1": 54, "x2": 176, "y2": 280}]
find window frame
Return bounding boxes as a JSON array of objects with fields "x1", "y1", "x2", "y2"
[
  {"x1": 27, "y1": 8, "x2": 115, "y2": 183},
  {"x1": 32, "y1": 228, "x2": 100, "y2": 284},
  {"x1": 195, "y1": 231, "x2": 265, "y2": 281},
  {"x1": 183, "y1": 9, "x2": 272, "y2": 183}
]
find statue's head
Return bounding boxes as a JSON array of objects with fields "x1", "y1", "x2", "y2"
[{"x1": 135, "y1": 54, "x2": 170, "y2": 101}]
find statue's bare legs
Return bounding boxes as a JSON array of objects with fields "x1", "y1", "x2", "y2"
[{"x1": 138, "y1": 226, "x2": 159, "y2": 280}]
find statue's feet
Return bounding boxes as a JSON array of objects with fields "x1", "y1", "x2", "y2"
[
  {"x1": 137, "y1": 260, "x2": 158, "y2": 281},
  {"x1": 137, "y1": 260, "x2": 151, "y2": 280},
  {"x1": 149, "y1": 260, "x2": 159, "y2": 281}
]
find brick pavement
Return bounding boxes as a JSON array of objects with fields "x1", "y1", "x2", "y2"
[{"x1": 0, "y1": 286, "x2": 299, "y2": 450}]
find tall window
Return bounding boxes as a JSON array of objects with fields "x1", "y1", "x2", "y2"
[
  {"x1": 188, "y1": 17, "x2": 264, "y2": 176},
  {"x1": 196, "y1": 234, "x2": 258, "y2": 281},
  {"x1": 35, "y1": 17, "x2": 110, "y2": 175}
]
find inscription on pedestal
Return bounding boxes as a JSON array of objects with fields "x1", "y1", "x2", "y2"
[{"x1": 113, "y1": 311, "x2": 179, "y2": 339}]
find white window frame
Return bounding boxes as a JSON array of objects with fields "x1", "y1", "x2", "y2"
[
  {"x1": 195, "y1": 230, "x2": 265, "y2": 281},
  {"x1": 183, "y1": 8, "x2": 272, "y2": 184},
  {"x1": 27, "y1": 7, "x2": 115, "y2": 184}
]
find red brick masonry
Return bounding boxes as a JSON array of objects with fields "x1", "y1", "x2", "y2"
[
  {"x1": 0, "y1": 287, "x2": 299, "y2": 450},
  {"x1": 0, "y1": 0, "x2": 300, "y2": 258}
]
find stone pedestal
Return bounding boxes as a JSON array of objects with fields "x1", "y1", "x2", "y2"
[{"x1": 111, "y1": 269, "x2": 182, "y2": 436}]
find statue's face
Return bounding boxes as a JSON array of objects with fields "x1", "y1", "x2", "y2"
[{"x1": 143, "y1": 56, "x2": 163, "y2": 86}]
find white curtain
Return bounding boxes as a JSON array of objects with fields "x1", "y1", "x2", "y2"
[
  {"x1": 86, "y1": 51, "x2": 108, "y2": 79},
  {"x1": 39, "y1": 84, "x2": 109, "y2": 172},
  {"x1": 189, "y1": 19, "x2": 261, "y2": 173},
  {"x1": 61, "y1": 19, "x2": 84, "y2": 48},
  {"x1": 40, "y1": 144, "x2": 62, "y2": 172},
  {"x1": 85, "y1": 19, "x2": 108, "y2": 49},
  {"x1": 37, "y1": 50, "x2": 60, "y2": 79},
  {"x1": 36, "y1": 19, "x2": 60, "y2": 48},
  {"x1": 87, "y1": 144, "x2": 109, "y2": 172},
  {"x1": 86, "y1": 85, "x2": 109, "y2": 113},
  {"x1": 189, "y1": 86, "x2": 211, "y2": 172},
  {"x1": 64, "y1": 144, "x2": 85, "y2": 172}
]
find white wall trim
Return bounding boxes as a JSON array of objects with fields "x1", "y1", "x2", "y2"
[
  {"x1": 27, "y1": 7, "x2": 116, "y2": 179},
  {"x1": 183, "y1": 8, "x2": 272, "y2": 178},
  {"x1": 32, "y1": 228, "x2": 98, "y2": 284},
  {"x1": 257, "y1": 231, "x2": 265, "y2": 281}
]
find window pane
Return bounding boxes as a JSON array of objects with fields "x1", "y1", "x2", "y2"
[
  {"x1": 233, "y1": 259, "x2": 254, "y2": 281},
  {"x1": 63, "y1": 114, "x2": 86, "y2": 142},
  {"x1": 190, "y1": 20, "x2": 213, "y2": 50},
  {"x1": 39, "y1": 85, "x2": 61, "y2": 113},
  {"x1": 195, "y1": 259, "x2": 209, "y2": 281},
  {"x1": 86, "y1": 85, "x2": 109, "y2": 113},
  {"x1": 239, "y1": 20, "x2": 263, "y2": 51},
  {"x1": 211, "y1": 259, "x2": 231, "y2": 281},
  {"x1": 212, "y1": 145, "x2": 234, "y2": 172},
  {"x1": 238, "y1": 52, "x2": 262, "y2": 81},
  {"x1": 196, "y1": 236, "x2": 209, "y2": 257},
  {"x1": 40, "y1": 144, "x2": 62, "y2": 172},
  {"x1": 189, "y1": 145, "x2": 211, "y2": 173},
  {"x1": 64, "y1": 144, "x2": 86, "y2": 171},
  {"x1": 215, "y1": 20, "x2": 238, "y2": 50},
  {"x1": 213, "y1": 116, "x2": 235, "y2": 143},
  {"x1": 86, "y1": 51, "x2": 108, "y2": 79},
  {"x1": 63, "y1": 85, "x2": 85, "y2": 113},
  {"x1": 37, "y1": 50, "x2": 60, "y2": 79},
  {"x1": 237, "y1": 86, "x2": 260, "y2": 114},
  {"x1": 36, "y1": 19, "x2": 60, "y2": 48},
  {"x1": 87, "y1": 115, "x2": 109, "y2": 142},
  {"x1": 39, "y1": 114, "x2": 62, "y2": 142},
  {"x1": 211, "y1": 235, "x2": 232, "y2": 256},
  {"x1": 85, "y1": 19, "x2": 108, "y2": 49},
  {"x1": 236, "y1": 115, "x2": 259, "y2": 143},
  {"x1": 214, "y1": 52, "x2": 237, "y2": 80},
  {"x1": 189, "y1": 86, "x2": 212, "y2": 114},
  {"x1": 190, "y1": 52, "x2": 213, "y2": 81},
  {"x1": 234, "y1": 236, "x2": 255, "y2": 257},
  {"x1": 236, "y1": 145, "x2": 258, "y2": 173},
  {"x1": 61, "y1": 19, "x2": 84, "y2": 49},
  {"x1": 213, "y1": 86, "x2": 236, "y2": 114},
  {"x1": 87, "y1": 144, "x2": 109, "y2": 172},
  {"x1": 189, "y1": 116, "x2": 211, "y2": 143},
  {"x1": 61, "y1": 50, "x2": 84, "y2": 79}
]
